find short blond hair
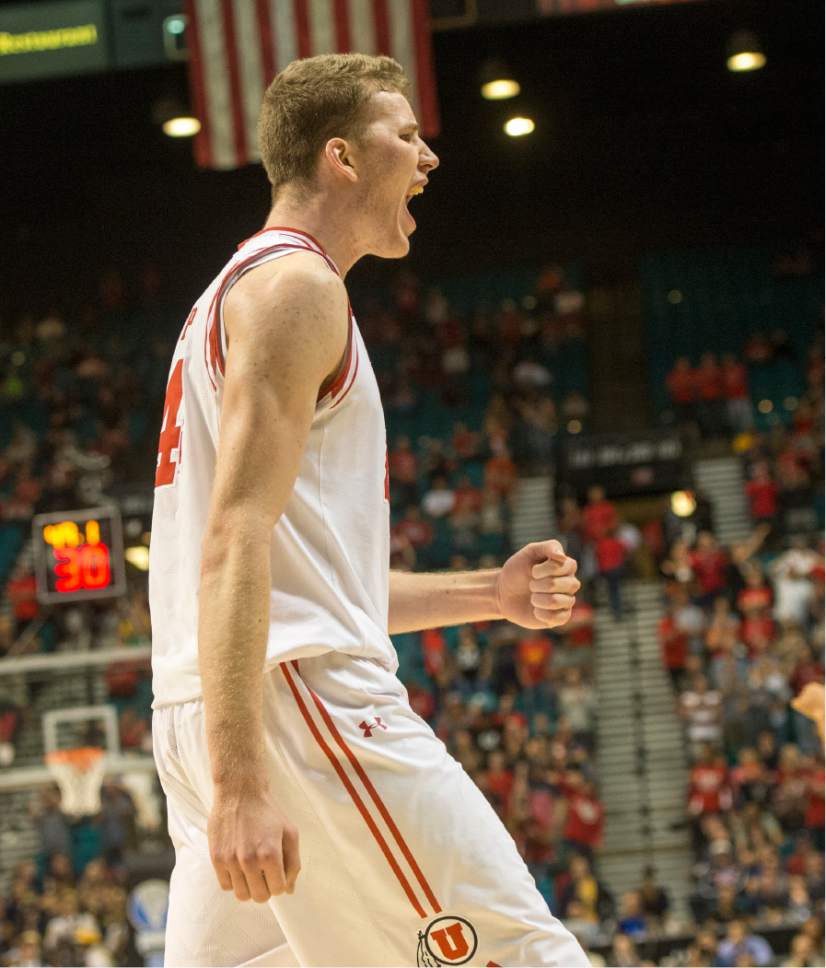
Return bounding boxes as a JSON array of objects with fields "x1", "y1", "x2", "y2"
[{"x1": 258, "y1": 53, "x2": 410, "y2": 203}]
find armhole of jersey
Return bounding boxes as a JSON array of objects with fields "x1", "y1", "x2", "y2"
[
  {"x1": 210, "y1": 242, "x2": 339, "y2": 385},
  {"x1": 317, "y1": 305, "x2": 354, "y2": 403}
]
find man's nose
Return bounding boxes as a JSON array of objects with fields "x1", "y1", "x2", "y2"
[{"x1": 420, "y1": 141, "x2": 439, "y2": 173}]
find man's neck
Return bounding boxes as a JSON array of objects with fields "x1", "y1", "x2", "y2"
[{"x1": 263, "y1": 192, "x2": 362, "y2": 278}]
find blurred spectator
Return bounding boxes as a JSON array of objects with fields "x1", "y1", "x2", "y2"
[
  {"x1": 582, "y1": 486, "x2": 618, "y2": 545},
  {"x1": 595, "y1": 529, "x2": 627, "y2": 620},
  {"x1": 721, "y1": 353, "x2": 753, "y2": 433},
  {"x1": 680, "y1": 676, "x2": 723, "y2": 755},
  {"x1": 637, "y1": 866, "x2": 670, "y2": 928},
  {"x1": 562, "y1": 772, "x2": 605, "y2": 860},
  {"x1": 694, "y1": 352, "x2": 724, "y2": 437},
  {"x1": 388, "y1": 435, "x2": 419, "y2": 508},
  {"x1": 666, "y1": 357, "x2": 696, "y2": 427},
  {"x1": 746, "y1": 461, "x2": 780, "y2": 526},
  {"x1": 716, "y1": 918, "x2": 774, "y2": 967},
  {"x1": 421, "y1": 475, "x2": 455, "y2": 518},
  {"x1": 657, "y1": 602, "x2": 688, "y2": 692},
  {"x1": 771, "y1": 537, "x2": 819, "y2": 625}
]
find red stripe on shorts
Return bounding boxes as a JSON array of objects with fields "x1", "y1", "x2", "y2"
[
  {"x1": 280, "y1": 662, "x2": 428, "y2": 919},
  {"x1": 294, "y1": 661, "x2": 442, "y2": 915}
]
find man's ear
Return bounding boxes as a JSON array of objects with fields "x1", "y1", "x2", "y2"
[{"x1": 324, "y1": 138, "x2": 357, "y2": 184}]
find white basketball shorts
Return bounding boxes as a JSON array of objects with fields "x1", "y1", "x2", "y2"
[{"x1": 152, "y1": 651, "x2": 589, "y2": 967}]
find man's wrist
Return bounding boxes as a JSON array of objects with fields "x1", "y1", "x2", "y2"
[
  {"x1": 487, "y1": 567, "x2": 504, "y2": 621},
  {"x1": 213, "y1": 770, "x2": 269, "y2": 799}
]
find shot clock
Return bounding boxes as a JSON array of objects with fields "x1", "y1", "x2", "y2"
[{"x1": 33, "y1": 507, "x2": 127, "y2": 604}]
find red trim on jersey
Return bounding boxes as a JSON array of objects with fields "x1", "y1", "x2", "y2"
[
  {"x1": 280, "y1": 662, "x2": 428, "y2": 919},
  {"x1": 330, "y1": 343, "x2": 360, "y2": 409},
  {"x1": 319, "y1": 308, "x2": 353, "y2": 402},
  {"x1": 206, "y1": 240, "x2": 325, "y2": 381},
  {"x1": 237, "y1": 227, "x2": 339, "y2": 277},
  {"x1": 203, "y1": 310, "x2": 217, "y2": 392},
  {"x1": 296, "y1": 662, "x2": 442, "y2": 914},
  {"x1": 220, "y1": 0, "x2": 247, "y2": 166}
]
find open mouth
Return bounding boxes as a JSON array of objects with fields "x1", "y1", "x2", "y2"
[{"x1": 402, "y1": 183, "x2": 425, "y2": 228}]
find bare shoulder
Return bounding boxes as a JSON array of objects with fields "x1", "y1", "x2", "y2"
[{"x1": 223, "y1": 250, "x2": 348, "y2": 359}]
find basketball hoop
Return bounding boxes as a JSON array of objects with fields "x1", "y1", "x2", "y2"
[{"x1": 45, "y1": 746, "x2": 106, "y2": 817}]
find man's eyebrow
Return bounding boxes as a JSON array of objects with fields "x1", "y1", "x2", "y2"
[{"x1": 400, "y1": 122, "x2": 419, "y2": 132}]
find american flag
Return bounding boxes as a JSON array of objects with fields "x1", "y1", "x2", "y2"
[{"x1": 183, "y1": 0, "x2": 440, "y2": 170}]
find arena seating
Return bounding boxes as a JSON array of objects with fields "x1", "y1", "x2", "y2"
[{"x1": 0, "y1": 251, "x2": 823, "y2": 967}]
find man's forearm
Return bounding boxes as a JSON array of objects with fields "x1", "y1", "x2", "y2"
[
  {"x1": 198, "y1": 530, "x2": 270, "y2": 792},
  {"x1": 388, "y1": 568, "x2": 503, "y2": 634}
]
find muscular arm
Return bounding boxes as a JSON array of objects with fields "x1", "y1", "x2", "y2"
[
  {"x1": 388, "y1": 540, "x2": 580, "y2": 634},
  {"x1": 388, "y1": 569, "x2": 501, "y2": 634},
  {"x1": 197, "y1": 253, "x2": 346, "y2": 899}
]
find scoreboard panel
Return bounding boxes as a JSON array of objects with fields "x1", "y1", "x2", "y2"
[{"x1": 33, "y1": 506, "x2": 127, "y2": 604}]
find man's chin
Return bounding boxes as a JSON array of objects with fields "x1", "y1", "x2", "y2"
[{"x1": 371, "y1": 231, "x2": 411, "y2": 259}]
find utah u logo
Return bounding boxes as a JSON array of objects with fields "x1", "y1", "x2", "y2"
[{"x1": 417, "y1": 916, "x2": 478, "y2": 966}]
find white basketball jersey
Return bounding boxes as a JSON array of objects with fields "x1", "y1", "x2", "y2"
[{"x1": 149, "y1": 227, "x2": 394, "y2": 707}]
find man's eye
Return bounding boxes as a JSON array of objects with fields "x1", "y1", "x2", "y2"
[{"x1": 400, "y1": 133, "x2": 414, "y2": 142}]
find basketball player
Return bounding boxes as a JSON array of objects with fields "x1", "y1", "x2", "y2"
[{"x1": 150, "y1": 53, "x2": 589, "y2": 967}]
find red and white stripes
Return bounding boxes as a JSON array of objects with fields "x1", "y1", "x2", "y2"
[
  {"x1": 184, "y1": 0, "x2": 440, "y2": 171},
  {"x1": 281, "y1": 660, "x2": 442, "y2": 920}
]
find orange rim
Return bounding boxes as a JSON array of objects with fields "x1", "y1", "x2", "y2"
[{"x1": 45, "y1": 746, "x2": 105, "y2": 772}]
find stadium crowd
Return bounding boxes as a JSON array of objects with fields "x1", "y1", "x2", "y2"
[{"x1": 0, "y1": 257, "x2": 823, "y2": 966}]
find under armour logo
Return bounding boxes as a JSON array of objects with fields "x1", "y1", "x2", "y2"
[{"x1": 359, "y1": 717, "x2": 388, "y2": 738}]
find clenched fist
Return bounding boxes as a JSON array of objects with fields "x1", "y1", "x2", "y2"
[{"x1": 495, "y1": 539, "x2": 580, "y2": 630}]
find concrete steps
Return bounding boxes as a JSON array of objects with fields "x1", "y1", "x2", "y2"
[
  {"x1": 595, "y1": 580, "x2": 693, "y2": 914},
  {"x1": 510, "y1": 476, "x2": 556, "y2": 547},
  {"x1": 693, "y1": 456, "x2": 750, "y2": 545}
]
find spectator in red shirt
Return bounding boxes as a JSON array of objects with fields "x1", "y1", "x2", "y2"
[
  {"x1": 562, "y1": 772, "x2": 605, "y2": 861},
  {"x1": 564, "y1": 600, "x2": 595, "y2": 649},
  {"x1": 740, "y1": 615, "x2": 775, "y2": 657},
  {"x1": 582, "y1": 485, "x2": 618, "y2": 544},
  {"x1": 451, "y1": 422, "x2": 481, "y2": 461},
  {"x1": 690, "y1": 532, "x2": 728, "y2": 604},
  {"x1": 421, "y1": 627, "x2": 447, "y2": 678},
  {"x1": 484, "y1": 750, "x2": 514, "y2": 813},
  {"x1": 666, "y1": 356, "x2": 696, "y2": 427},
  {"x1": 393, "y1": 506, "x2": 433, "y2": 550},
  {"x1": 659, "y1": 603, "x2": 689, "y2": 691},
  {"x1": 694, "y1": 353, "x2": 725, "y2": 437},
  {"x1": 688, "y1": 744, "x2": 732, "y2": 817},
  {"x1": 804, "y1": 762, "x2": 824, "y2": 848},
  {"x1": 721, "y1": 353, "x2": 753, "y2": 433},
  {"x1": 516, "y1": 632, "x2": 553, "y2": 688},
  {"x1": 452, "y1": 475, "x2": 483, "y2": 514},
  {"x1": 483, "y1": 444, "x2": 517, "y2": 499},
  {"x1": 595, "y1": 529, "x2": 627, "y2": 620},
  {"x1": 745, "y1": 462, "x2": 779, "y2": 526},
  {"x1": 737, "y1": 563, "x2": 773, "y2": 615}
]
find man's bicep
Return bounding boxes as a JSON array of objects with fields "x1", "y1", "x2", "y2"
[{"x1": 206, "y1": 267, "x2": 346, "y2": 540}]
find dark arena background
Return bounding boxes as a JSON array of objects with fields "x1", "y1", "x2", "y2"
[{"x1": 0, "y1": 0, "x2": 823, "y2": 965}]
